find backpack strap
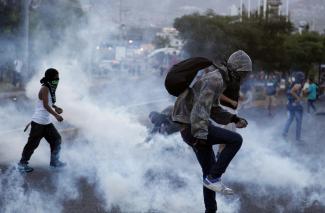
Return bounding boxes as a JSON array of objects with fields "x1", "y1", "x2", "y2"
[
  {"x1": 214, "y1": 64, "x2": 230, "y2": 84},
  {"x1": 189, "y1": 65, "x2": 217, "y2": 88}
]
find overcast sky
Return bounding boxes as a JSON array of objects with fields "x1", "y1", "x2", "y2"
[{"x1": 82, "y1": 0, "x2": 325, "y2": 31}]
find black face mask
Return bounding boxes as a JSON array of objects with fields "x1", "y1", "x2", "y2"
[
  {"x1": 229, "y1": 70, "x2": 250, "y2": 84},
  {"x1": 49, "y1": 78, "x2": 59, "y2": 90},
  {"x1": 229, "y1": 70, "x2": 241, "y2": 82},
  {"x1": 43, "y1": 78, "x2": 59, "y2": 105}
]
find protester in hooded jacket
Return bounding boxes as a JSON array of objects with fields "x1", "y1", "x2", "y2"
[
  {"x1": 172, "y1": 50, "x2": 252, "y2": 213},
  {"x1": 18, "y1": 68, "x2": 66, "y2": 173}
]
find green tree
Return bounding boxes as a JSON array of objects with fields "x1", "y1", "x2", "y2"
[
  {"x1": 174, "y1": 11, "x2": 293, "y2": 72},
  {"x1": 284, "y1": 32, "x2": 325, "y2": 72},
  {"x1": 0, "y1": 0, "x2": 86, "y2": 66},
  {"x1": 28, "y1": 0, "x2": 86, "y2": 65},
  {"x1": 0, "y1": 1, "x2": 21, "y2": 37},
  {"x1": 29, "y1": 0, "x2": 85, "y2": 52},
  {"x1": 174, "y1": 12, "x2": 236, "y2": 60},
  {"x1": 152, "y1": 35, "x2": 171, "y2": 48}
]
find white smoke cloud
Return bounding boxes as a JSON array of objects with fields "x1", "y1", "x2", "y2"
[{"x1": 1, "y1": 1, "x2": 325, "y2": 213}]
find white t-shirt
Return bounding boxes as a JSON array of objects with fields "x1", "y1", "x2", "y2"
[
  {"x1": 303, "y1": 82, "x2": 309, "y2": 91},
  {"x1": 31, "y1": 93, "x2": 52, "y2": 125}
]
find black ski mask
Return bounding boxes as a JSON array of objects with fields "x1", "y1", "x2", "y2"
[{"x1": 40, "y1": 68, "x2": 59, "y2": 105}]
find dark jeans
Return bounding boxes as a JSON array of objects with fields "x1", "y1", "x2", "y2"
[
  {"x1": 307, "y1": 99, "x2": 316, "y2": 113},
  {"x1": 20, "y1": 121, "x2": 62, "y2": 164},
  {"x1": 180, "y1": 124, "x2": 243, "y2": 213}
]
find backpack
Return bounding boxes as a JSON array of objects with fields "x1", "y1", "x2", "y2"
[{"x1": 164, "y1": 57, "x2": 213, "y2": 96}]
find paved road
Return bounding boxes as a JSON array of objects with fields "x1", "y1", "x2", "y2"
[{"x1": 1, "y1": 92, "x2": 325, "y2": 212}]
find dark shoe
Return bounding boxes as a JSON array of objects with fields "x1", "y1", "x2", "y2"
[
  {"x1": 205, "y1": 209, "x2": 217, "y2": 213},
  {"x1": 18, "y1": 162, "x2": 34, "y2": 173},
  {"x1": 50, "y1": 161, "x2": 66, "y2": 168},
  {"x1": 296, "y1": 139, "x2": 305, "y2": 143}
]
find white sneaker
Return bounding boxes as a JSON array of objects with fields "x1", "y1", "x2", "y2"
[{"x1": 203, "y1": 177, "x2": 234, "y2": 195}]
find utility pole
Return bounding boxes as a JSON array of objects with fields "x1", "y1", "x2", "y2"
[
  {"x1": 286, "y1": 0, "x2": 290, "y2": 21},
  {"x1": 119, "y1": 0, "x2": 122, "y2": 25},
  {"x1": 257, "y1": 0, "x2": 261, "y2": 16},
  {"x1": 22, "y1": 0, "x2": 42, "y2": 81},
  {"x1": 312, "y1": 16, "x2": 316, "y2": 31},
  {"x1": 263, "y1": 0, "x2": 267, "y2": 19},
  {"x1": 22, "y1": 0, "x2": 31, "y2": 81},
  {"x1": 248, "y1": 0, "x2": 251, "y2": 18},
  {"x1": 239, "y1": 0, "x2": 243, "y2": 22}
]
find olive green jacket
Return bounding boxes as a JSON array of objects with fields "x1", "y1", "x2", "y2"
[{"x1": 172, "y1": 69, "x2": 235, "y2": 139}]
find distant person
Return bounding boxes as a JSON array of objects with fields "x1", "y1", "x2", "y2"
[
  {"x1": 302, "y1": 78, "x2": 309, "y2": 92},
  {"x1": 264, "y1": 74, "x2": 278, "y2": 116},
  {"x1": 239, "y1": 74, "x2": 254, "y2": 109},
  {"x1": 170, "y1": 51, "x2": 180, "y2": 67},
  {"x1": 13, "y1": 59, "x2": 23, "y2": 88},
  {"x1": 18, "y1": 68, "x2": 66, "y2": 173},
  {"x1": 0, "y1": 64, "x2": 4, "y2": 81},
  {"x1": 282, "y1": 72, "x2": 305, "y2": 142},
  {"x1": 159, "y1": 65, "x2": 167, "y2": 76},
  {"x1": 305, "y1": 78, "x2": 318, "y2": 113}
]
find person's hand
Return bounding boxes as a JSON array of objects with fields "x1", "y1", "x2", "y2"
[
  {"x1": 295, "y1": 98, "x2": 303, "y2": 104},
  {"x1": 193, "y1": 138, "x2": 207, "y2": 147},
  {"x1": 235, "y1": 118, "x2": 248, "y2": 128},
  {"x1": 55, "y1": 114, "x2": 64, "y2": 122},
  {"x1": 55, "y1": 107, "x2": 63, "y2": 114},
  {"x1": 231, "y1": 101, "x2": 238, "y2": 108}
]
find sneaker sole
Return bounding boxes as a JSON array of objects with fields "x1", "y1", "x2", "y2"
[
  {"x1": 203, "y1": 180, "x2": 234, "y2": 195},
  {"x1": 18, "y1": 168, "x2": 34, "y2": 173},
  {"x1": 49, "y1": 166, "x2": 66, "y2": 170},
  {"x1": 203, "y1": 180, "x2": 222, "y2": 192}
]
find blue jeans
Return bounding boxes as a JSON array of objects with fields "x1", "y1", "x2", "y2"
[
  {"x1": 283, "y1": 109, "x2": 303, "y2": 140},
  {"x1": 180, "y1": 124, "x2": 243, "y2": 212}
]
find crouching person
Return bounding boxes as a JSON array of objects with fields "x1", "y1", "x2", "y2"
[{"x1": 146, "y1": 105, "x2": 181, "y2": 142}]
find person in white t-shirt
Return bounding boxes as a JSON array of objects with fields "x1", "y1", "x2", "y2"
[{"x1": 18, "y1": 68, "x2": 65, "y2": 173}]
